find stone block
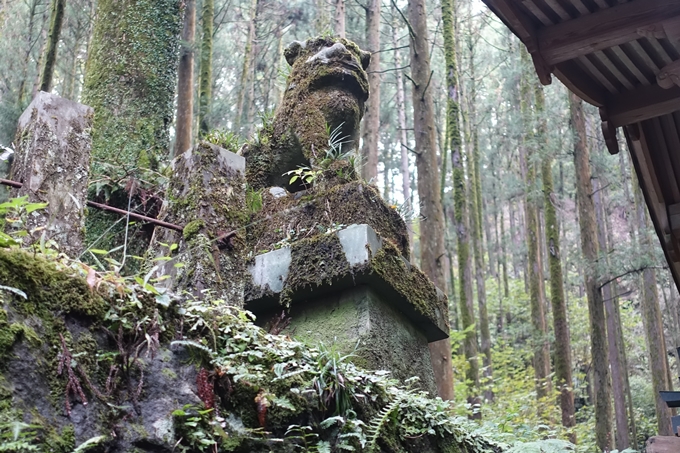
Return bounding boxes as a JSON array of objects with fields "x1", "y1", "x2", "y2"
[
  {"x1": 10, "y1": 91, "x2": 93, "y2": 257},
  {"x1": 245, "y1": 224, "x2": 448, "y2": 392},
  {"x1": 287, "y1": 285, "x2": 438, "y2": 394},
  {"x1": 149, "y1": 142, "x2": 247, "y2": 305}
]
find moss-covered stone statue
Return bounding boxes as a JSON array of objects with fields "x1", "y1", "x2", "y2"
[{"x1": 243, "y1": 36, "x2": 371, "y2": 190}]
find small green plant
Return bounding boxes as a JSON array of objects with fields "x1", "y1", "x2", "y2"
[
  {"x1": 284, "y1": 165, "x2": 321, "y2": 188},
  {"x1": 203, "y1": 129, "x2": 240, "y2": 152},
  {"x1": 0, "y1": 420, "x2": 41, "y2": 452},
  {"x1": 0, "y1": 196, "x2": 48, "y2": 248}
]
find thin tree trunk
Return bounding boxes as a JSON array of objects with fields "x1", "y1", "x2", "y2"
[
  {"x1": 360, "y1": 0, "x2": 380, "y2": 181},
  {"x1": 537, "y1": 83, "x2": 574, "y2": 438},
  {"x1": 198, "y1": 0, "x2": 214, "y2": 136},
  {"x1": 234, "y1": 0, "x2": 258, "y2": 135},
  {"x1": 521, "y1": 50, "x2": 550, "y2": 402},
  {"x1": 174, "y1": 0, "x2": 196, "y2": 157},
  {"x1": 39, "y1": 0, "x2": 65, "y2": 93},
  {"x1": 393, "y1": 15, "x2": 412, "y2": 250},
  {"x1": 409, "y1": 0, "x2": 453, "y2": 401},
  {"x1": 500, "y1": 199, "x2": 509, "y2": 298},
  {"x1": 633, "y1": 179, "x2": 674, "y2": 436},
  {"x1": 570, "y1": 92, "x2": 613, "y2": 451},
  {"x1": 464, "y1": 28, "x2": 492, "y2": 404},
  {"x1": 334, "y1": 0, "x2": 345, "y2": 38},
  {"x1": 593, "y1": 177, "x2": 630, "y2": 449}
]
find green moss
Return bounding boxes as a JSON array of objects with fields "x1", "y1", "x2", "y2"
[
  {"x1": 248, "y1": 181, "x2": 409, "y2": 259},
  {"x1": 0, "y1": 248, "x2": 106, "y2": 318},
  {"x1": 161, "y1": 368, "x2": 177, "y2": 380},
  {"x1": 45, "y1": 424, "x2": 76, "y2": 453},
  {"x1": 82, "y1": 0, "x2": 182, "y2": 178},
  {"x1": 183, "y1": 219, "x2": 205, "y2": 241}
]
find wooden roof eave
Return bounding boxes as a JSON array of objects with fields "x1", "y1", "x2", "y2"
[{"x1": 483, "y1": 0, "x2": 680, "y2": 291}]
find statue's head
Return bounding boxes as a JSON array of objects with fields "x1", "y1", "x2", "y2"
[
  {"x1": 243, "y1": 36, "x2": 371, "y2": 191},
  {"x1": 283, "y1": 36, "x2": 371, "y2": 106}
]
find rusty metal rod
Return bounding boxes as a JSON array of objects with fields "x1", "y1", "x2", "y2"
[
  {"x1": 0, "y1": 177, "x2": 184, "y2": 232},
  {"x1": 86, "y1": 200, "x2": 183, "y2": 232}
]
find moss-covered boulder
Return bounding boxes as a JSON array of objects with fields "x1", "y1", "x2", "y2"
[{"x1": 243, "y1": 36, "x2": 371, "y2": 191}]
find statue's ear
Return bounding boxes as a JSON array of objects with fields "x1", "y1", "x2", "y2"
[
  {"x1": 284, "y1": 41, "x2": 304, "y2": 66},
  {"x1": 359, "y1": 50, "x2": 371, "y2": 70}
]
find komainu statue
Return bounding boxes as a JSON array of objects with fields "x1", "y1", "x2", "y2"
[{"x1": 243, "y1": 36, "x2": 371, "y2": 190}]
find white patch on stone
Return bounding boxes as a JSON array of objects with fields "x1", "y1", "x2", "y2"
[
  {"x1": 337, "y1": 224, "x2": 382, "y2": 266},
  {"x1": 306, "y1": 42, "x2": 347, "y2": 65},
  {"x1": 249, "y1": 247, "x2": 292, "y2": 293},
  {"x1": 269, "y1": 186, "x2": 288, "y2": 199},
  {"x1": 152, "y1": 414, "x2": 174, "y2": 443}
]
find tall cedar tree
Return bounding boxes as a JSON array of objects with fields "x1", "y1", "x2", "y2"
[
  {"x1": 465, "y1": 25, "x2": 492, "y2": 402},
  {"x1": 408, "y1": 0, "x2": 454, "y2": 400},
  {"x1": 234, "y1": 0, "x2": 258, "y2": 135},
  {"x1": 334, "y1": 0, "x2": 345, "y2": 38},
  {"x1": 198, "y1": 0, "x2": 213, "y2": 136},
  {"x1": 82, "y1": 0, "x2": 182, "y2": 173},
  {"x1": 360, "y1": 0, "x2": 380, "y2": 181},
  {"x1": 633, "y1": 174, "x2": 673, "y2": 436},
  {"x1": 442, "y1": 0, "x2": 477, "y2": 406},
  {"x1": 174, "y1": 0, "x2": 196, "y2": 157},
  {"x1": 39, "y1": 0, "x2": 66, "y2": 92},
  {"x1": 569, "y1": 92, "x2": 612, "y2": 450},
  {"x1": 520, "y1": 49, "x2": 550, "y2": 402},
  {"x1": 536, "y1": 83, "x2": 575, "y2": 437},
  {"x1": 592, "y1": 177, "x2": 630, "y2": 449},
  {"x1": 392, "y1": 13, "x2": 412, "y2": 248}
]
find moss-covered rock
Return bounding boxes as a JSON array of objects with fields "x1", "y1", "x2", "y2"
[{"x1": 248, "y1": 180, "x2": 410, "y2": 260}]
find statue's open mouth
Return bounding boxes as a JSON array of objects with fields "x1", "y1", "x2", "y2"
[{"x1": 311, "y1": 60, "x2": 369, "y2": 102}]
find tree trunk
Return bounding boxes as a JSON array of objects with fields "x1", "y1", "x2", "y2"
[
  {"x1": 334, "y1": 0, "x2": 345, "y2": 38},
  {"x1": 634, "y1": 180, "x2": 673, "y2": 436},
  {"x1": 537, "y1": 84, "x2": 574, "y2": 437},
  {"x1": 82, "y1": 0, "x2": 182, "y2": 173},
  {"x1": 593, "y1": 177, "x2": 629, "y2": 449},
  {"x1": 466, "y1": 36, "x2": 492, "y2": 403},
  {"x1": 393, "y1": 17, "x2": 412, "y2": 249},
  {"x1": 360, "y1": 0, "x2": 380, "y2": 181},
  {"x1": 198, "y1": 0, "x2": 214, "y2": 136},
  {"x1": 39, "y1": 0, "x2": 65, "y2": 93},
  {"x1": 521, "y1": 50, "x2": 550, "y2": 402},
  {"x1": 174, "y1": 0, "x2": 196, "y2": 157},
  {"x1": 234, "y1": 0, "x2": 258, "y2": 135},
  {"x1": 569, "y1": 92, "x2": 613, "y2": 451},
  {"x1": 441, "y1": 0, "x2": 473, "y2": 406}
]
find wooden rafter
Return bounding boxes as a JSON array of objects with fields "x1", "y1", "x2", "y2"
[
  {"x1": 606, "y1": 84, "x2": 680, "y2": 127},
  {"x1": 538, "y1": 0, "x2": 680, "y2": 65}
]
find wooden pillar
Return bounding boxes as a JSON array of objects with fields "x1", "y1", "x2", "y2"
[{"x1": 10, "y1": 91, "x2": 93, "y2": 257}]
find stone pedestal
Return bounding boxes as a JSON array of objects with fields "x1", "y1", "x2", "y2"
[
  {"x1": 150, "y1": 143, "x2": 246, "y2": 305},
  {"x1": 10, "y1": 91, "x2": 93, "y2": 257},
  {"x1": 245, "y1": 224, "x2": 448, "y2": 394}
]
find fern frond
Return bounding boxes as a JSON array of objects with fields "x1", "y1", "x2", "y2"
[{"x1": 365, "y1": 396, "x2": 402, "y2": 452}]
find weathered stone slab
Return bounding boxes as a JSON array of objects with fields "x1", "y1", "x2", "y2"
[
  {"x1": 10, "y1": 91, "x2": 93, "y2": 256},
  {"x1": 287, "y1": 285, "x2": 438, "y2": 395},
  {"x1": 248, "y1": 180, "x2": 410, "y2": 260},
  {"x1": 149, "y1": 142, "x2": 247, "y2": 305},
  {"x1": 245, "y1": 224, "x2": 449, "y2": 342}
]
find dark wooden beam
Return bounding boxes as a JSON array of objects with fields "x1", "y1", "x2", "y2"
[
  {"x1": 606, "y1": 84, "x2": 680, "y2": 127},
  {"x1": 553, "y1": 61, "x2": 606, "y2": 107},
  {"x1": 539, "y1": 0, "x2": 680, "y2": 65}
]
